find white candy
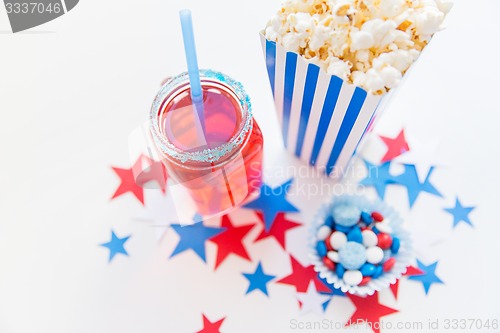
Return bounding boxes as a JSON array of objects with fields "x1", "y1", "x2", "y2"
[
  {"x1": 327, "y1": 251, "x2": 340, "y2": 263},
  {"x1": 343, "y1": 270, "x2": 363, "y2": 286},
  {"x1": 366, "y1": 246, "x2": 384, "y2": 264},
  {"x1": 316, "y1": 225, "x2": 332, "y2": 241},
  {"x1": 362, "y1": 230, "x2": 378, "y2": 247},
  {"x1": 329, "y1": 231, "x2": 347, "y2": 250},
  {"x1": 375, "y1": 221, "x2": 393, "y2": 233}
]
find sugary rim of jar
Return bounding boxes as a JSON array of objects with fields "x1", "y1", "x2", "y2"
[{"x1": 150, "y1": 69, "x2": 253, "y2": 164}]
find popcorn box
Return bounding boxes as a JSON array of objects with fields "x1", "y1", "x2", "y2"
[{"x1": 261, "y1": 33, "x2": 395, "y2": 178}]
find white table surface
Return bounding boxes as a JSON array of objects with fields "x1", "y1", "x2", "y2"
[{"x1": 1, "y1": 0, "x2": 499, "y2": 332}]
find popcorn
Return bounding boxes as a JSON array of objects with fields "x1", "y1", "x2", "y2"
[{"x1": 264, "y1": 0, "x2": 451, "y2": 94}]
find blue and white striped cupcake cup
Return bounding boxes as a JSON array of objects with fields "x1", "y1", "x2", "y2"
[{"x1": 261, "y1": 34, "x2": 395, "y2": 178}]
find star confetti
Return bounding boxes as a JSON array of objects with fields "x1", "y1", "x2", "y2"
[
  {"x1": 111, "y1": 158, "x2": 145, "y2": 205},
  {"x1": 379, "y1": 129, "x2": 410, "y2": 162},
  {"x1": 296, "y1": 282, "x2": 331, "y2": 316},
  {"x1": 393, "y1": 164, "x2": 442, "y2": 208},
  {"x1": 444, "y1": 198, "x2": 475, "y2": 228},
  {"x1": 243, "y1": 179, "x2": 299, "y2": 232},
  {"x1": 276, "y1": 256, "x2": 331, "y2": 293},
  {"x1": 346, "y1": 293, "x2": 399, "y2": 333},
  {"x1": 408, "y1": 260, "x2": 444, "y2": 294},
  {"x1": 389, "y1": 265, "x2": 425, "y2": 299},
  {"x1": 210, "y1": 215, "x2": 255, "y2": 269},
  {"x1": 359, "y1": 160, "x2": 396, "y2": 199},
  {"x1": 100, "y1": 230, "x2": 131, "y2": 262},
  {"x1": 170, "y1": 222, "x2": 226, "y2": 263},
  {"x1": 196, "y1": 314, "x2": 226, "y2": 333},
  {"x1": 254, "y1": 212, "x2": 301, "y2": 250},
  {"x1": 395, "y1": 137, "x2": 441, "y2": 182},
  {"x1": 242, "y1": 262, "x2": 275, "y2": 296}
]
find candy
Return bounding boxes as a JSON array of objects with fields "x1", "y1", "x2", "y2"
[
  {"x1": 325, "y1": 238, "x2": 334, "y2": 251},
  {"x1": 347, "y1": 226, "x2": 363, "y2": 243},
  {"x1": 359, "y1": 276, "x2": 372, "y2": 286},
  {"x1": 343, "y1": 270, "x2": 363, "y2": 286},
  {"x1": 323, "y1": 256, "x2": 336, "y2": 271},
  {"x1": 316, "y1": 225, "x2": 332, "y2": 241},
  {"x1": 383, "y1": 249, "x2": 392, "y2": 262},
  {"x1": 332, "y1": 204, "x2": 361, "y2": 227},
  {"x1": 391, "y1": 237, "x2": 401, "y2": 254},
  {"x1": 377, "y1": 233, "x2": 393, "y2": 249},
  {"x1": 338, "y1": 242, "x2": 367, "y2": 270},
  {"x1": 366, "y1": 246, "x2": 384, "y2": 264},
  {"x1": 316, "y1": 241, "x2": 328, "y2": 257},
  {"x1": 334, "y1": 224, "x2": 352, "y2": 233},
  {"x1": 371, "y1": 212, "x2": 384, "y2": 222},
  {"x1": 373, "y1": 264, "x2": 383, "y2": 279},
  {"x1": 327, "y1": 251, "x2": 340, "y2": 263},
  {"x1": 383, "y1": 257, "x2": 396, "y2": 272},
  {"x1": 360, "y1": 211, "x2": 373, "y2": 224},
  {"x1": 372, "y1": 226, "x2": 380, "y2": 235},
  {"x1": 329, "y1": 231, "x2": 347, "y2": 250},
  {"x1": 336, "y1": 263, "x2": 346, "y2": 278},
  {"x1": 362, "y1": 230, "x2": 378, "y2": 247},
  {"x1": 324, "y1": 216, "x2": 335, "y2": 228},
  {"x1": 375, "y1": 221, "x2": 393, "y2": 233},
  {"x1": 360, "y1": 263, "x2": 376, "y2": 277}
]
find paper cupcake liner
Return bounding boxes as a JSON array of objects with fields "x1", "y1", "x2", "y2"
[
  {"x1": 261, "y1": 34, "x2": 392, "y2": 179},
  {"x1": 308, "y1": 194, "x2": 414, "y2": 297}
]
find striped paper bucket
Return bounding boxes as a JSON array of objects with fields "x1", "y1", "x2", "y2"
[{"x1": 261, "y1": 34, "x2": 393, "y2": 178}]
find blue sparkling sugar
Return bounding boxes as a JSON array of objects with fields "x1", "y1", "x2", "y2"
[
  {"x1": 332, "y1": 204, "x2": 361, "y2": 227},
  {"x1": 338, "y1": 241, "x2": 367, "y2": 270}
]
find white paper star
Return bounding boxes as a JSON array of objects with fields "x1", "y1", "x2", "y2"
[
  {"x1": 394, "y1": 136, "x2": 443, "y2": 182},
  {"x1": 296, "y1": 282, "x2": 331, "y2": 316}
]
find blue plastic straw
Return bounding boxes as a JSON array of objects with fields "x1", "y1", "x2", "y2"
[{"x1": 179, "y1": 9, "x2": 206, "y2": 136}]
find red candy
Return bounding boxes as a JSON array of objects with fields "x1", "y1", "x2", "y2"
[
  {"x1": 359, "y1": 276, "x2": 372, "y2": 286},
  {"x1": 377, "y1": 232, "x2": 393, "y2": 249},
  {"x1": 325, "y1": 237, "x2": 334, "y2": 251},
  {"x1": 322, "y1": 256, "x2": 336, "y2": 271},
  {"x1": 383, "y1": 257, "x2": 396, "y2": 272},
  {"x1": 371, "y1": 211, "x2": 384, "y2": 222}
]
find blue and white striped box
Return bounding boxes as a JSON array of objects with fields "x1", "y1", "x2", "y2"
[{"x1": 261, "y1": 34, "x2": 392, "y2": 179}]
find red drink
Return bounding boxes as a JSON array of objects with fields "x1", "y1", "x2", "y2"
[{"x1": 150, "y1": 70, "x2": 263, "y2": 216}]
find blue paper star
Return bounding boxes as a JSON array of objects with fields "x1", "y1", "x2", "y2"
[
  {"x1": 444, "y1": 198, "x2": 475, "y2": 228},
  {"x1": 359, "y1": 160, "x2": 396, "y2": 199},
  {"x1": 100, "y1": 230, "x2": 131, "y2": 262},
  {"x1": 408, "y1": 260, "x2": 444, "y2": 294},
  {"x1": 393, "y1": 164, "x2": 442, "y2": 207},
  {"x1": 170, "y1": 223, "x2": 225, "y2": 262},
  {"x1": 243, "y1": 178, "x2": 299, "y2": 231},
  {"x1": 243, "y1": 262, "x2": 275, "y2": 296}
]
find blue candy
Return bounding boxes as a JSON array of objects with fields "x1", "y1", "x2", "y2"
[
  {"x1": 336, "y1": 263, "x2": 346, "y2": 278},
  {"x1": 391, "y1": 237, "x2": 400, "y2": 254},
  {"x1": 316, "y1": 241, "x2": 327, "y2": 257},
  {"x1": 332, "y1": 204, "x2": 361, "y2": 227},
  {"x1": 372, "y1": 226, "x2": 380, "y2": 234},
  {"x1": 360, "y1": 263, "x2": 376, "y2": 276},
  {"x1": 334, "y1": 224, "x2": 352, "y2": 233},
  {"x1": 373, "y1": 265, "x2": 383, "y2": 279},
  {"x1": 361, "y1": 211, "x2": 373, "y2": 224},
  {"x1": 338, "y1": 241, "x2": 367, "y2": 270},
  {"x1": 324, "y1": 216, "x2": 335, "y2": 228},
  {"x1": 347, "y1": 226, "x2": 363, "y2": 243}
]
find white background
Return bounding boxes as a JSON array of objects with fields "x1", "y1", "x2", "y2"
[{"x1": 1, "y1": 0, "x2": 500, "y2": 332}]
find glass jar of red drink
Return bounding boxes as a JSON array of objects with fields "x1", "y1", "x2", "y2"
[{"x1": 150, "y1": 70, "x2": 263, "y2": 216}]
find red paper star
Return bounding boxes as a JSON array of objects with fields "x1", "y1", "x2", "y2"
[
  {"x1": 210, "y1": 215, "x2": 255, "y2": 270},
  {"x1": 196, "y1": 314, "x2": 225, "y2": 333},
  {"x1": 254, "y1": 212, "x2": 301, "y2": 249},
  {"x1": 276, "y1": 256, "x2": 331, "y2": 293},
  {"x1": 346, "y1": 293, "x2": 398, "y2": 333},
  {"x1": 133, "y1": 154, "x2": 167, "y2": 193},
  {"x1": 111, "y1": 158, "x2": 145, "y2": 205},
  {"x1": 380, "y1": 129, "x2": 410, "y2": 162},
  {"x1": 389, "y1": 265, "x2": 426, "y2": 299}
]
